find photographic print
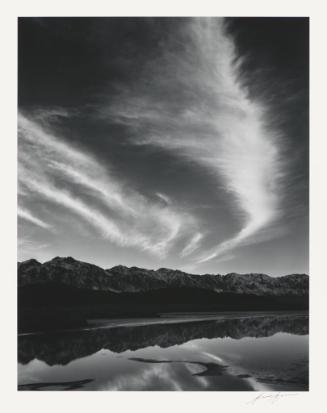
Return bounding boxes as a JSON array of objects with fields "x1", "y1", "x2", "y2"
[{"x1": 17, "y1": 17, "x2": 309, "y2": 391}]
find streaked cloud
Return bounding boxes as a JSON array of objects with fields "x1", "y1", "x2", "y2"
[
  {"x1": 18, "y1": 112, "x2": 198, "y2": 258},
  {"x1": 181, "y1": 233, "x2": 204, "y2": 257},
  {"x1": 103, "y1": 18, "x2": 285, "y2": 263},
  {"x1": 155, "y1": 192, "x2": 171, "y2": 206},
  {"x1": 17, "y1": 17, "x2": 308, "y2": 274},
  {"x1": 18, "y1": 207, "x2": 51, "y2": 230}
]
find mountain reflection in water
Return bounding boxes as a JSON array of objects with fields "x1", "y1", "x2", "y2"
[{"x1": 18, "y1": 312, "x2": 309, "y2": 391}]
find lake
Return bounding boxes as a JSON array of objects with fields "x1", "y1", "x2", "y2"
[{"x1": 18, "y1": 311, "x2": 308, "y2": 391}]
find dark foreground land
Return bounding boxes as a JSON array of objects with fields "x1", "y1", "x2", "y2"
[{"x1": 18, "y1": 283, "x2": 308, "y2": 333}]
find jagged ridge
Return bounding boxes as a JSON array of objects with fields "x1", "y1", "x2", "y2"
[{"x1": 18, "y1": 256, "x2": 309, "y2": 296}]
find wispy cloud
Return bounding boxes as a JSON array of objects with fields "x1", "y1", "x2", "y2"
[
  {"x1": 103, "y1": 18, "x2": 285, "y2": 263},
  {"x1": 18, "y1": 207, "x2": 51, "y2": 230},
  {"x1": 181, "y1": 232, "x2": 204, "y2": 257},
  {"x1": 18, "y1": 112, "x2": 197, "y2": 257},
  {"x1": 155, "y1": 192, "x2": 171, "y2": 206}
]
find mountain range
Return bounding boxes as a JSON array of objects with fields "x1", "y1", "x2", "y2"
[
  {"x1": 18, "y1": 256, "x2": 309, "y2": 296},
  {"x1": 18, "y1": 256, "x2": 309, "y2": 332}
]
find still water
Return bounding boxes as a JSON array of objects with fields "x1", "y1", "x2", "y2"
[{"x1": 18, "y1": 312, "x2": 308, "y2": 391}]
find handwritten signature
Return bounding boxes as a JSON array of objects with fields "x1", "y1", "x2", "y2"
[{"x1": 247, "y1": 392, "x2": 299, "y2": 404}]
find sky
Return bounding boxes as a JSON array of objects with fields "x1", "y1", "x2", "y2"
[{"x1": 17, "y1": 17, "x2": 309, "y2": 276}]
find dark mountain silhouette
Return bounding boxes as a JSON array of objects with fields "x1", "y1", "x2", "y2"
[
  {"x1": 18, "y1": 257, "x2": 309, "y2": 332},
  {"x1": 18, "y1": 256, "x2": 309, "y2": 295}
]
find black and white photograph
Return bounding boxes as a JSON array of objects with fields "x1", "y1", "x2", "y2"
[{"x1": 17, "y1": 16, "x2": 309, "y2": 392}]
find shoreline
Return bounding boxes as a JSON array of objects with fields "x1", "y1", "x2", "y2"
[{"x1": 18, "y1": 309, "x2": 308, "y2": 337}]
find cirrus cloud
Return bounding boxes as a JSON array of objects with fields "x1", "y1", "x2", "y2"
[
  {"x1": 101, "y1": 18, "x2": 285, "y2": 263},
  {"x1": 18, "y1": 112, "x2": 199, "y2": 258}
]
